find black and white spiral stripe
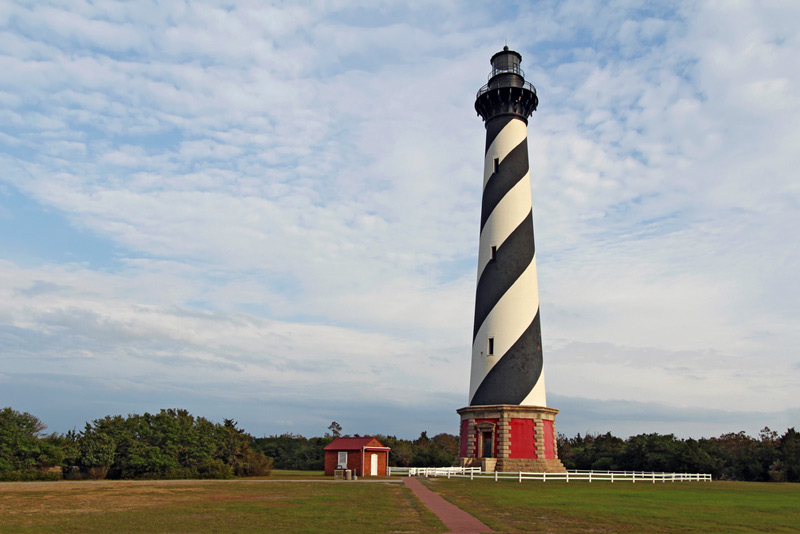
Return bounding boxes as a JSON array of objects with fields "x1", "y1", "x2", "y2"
[{"x1": 469, "y1": 115, "x2": 546, "y2": 407}]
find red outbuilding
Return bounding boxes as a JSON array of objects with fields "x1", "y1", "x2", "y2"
[{"x1": 324, "y1": 437, "x2": 390, "y2": 477}]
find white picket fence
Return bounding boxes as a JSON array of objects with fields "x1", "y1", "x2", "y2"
[
  {"x1": 389, "y1": 466, "x2": 481, "y2": 477},
  {"x1": 388, "y1": 466, "x2": 711, "y2": 483}
]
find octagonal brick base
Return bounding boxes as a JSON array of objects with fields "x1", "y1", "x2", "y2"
[{"x1": 457, "y1": 404, "x2": 566, "y2": 473}]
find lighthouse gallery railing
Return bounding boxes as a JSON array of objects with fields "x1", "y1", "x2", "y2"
[{"x1": 476, "y1": 79, "x2": 537, "y2": 99}]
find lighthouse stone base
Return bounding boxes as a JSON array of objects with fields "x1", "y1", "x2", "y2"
[{"x1": 457, "y1": 405, "x2": 566, "y2": 473}]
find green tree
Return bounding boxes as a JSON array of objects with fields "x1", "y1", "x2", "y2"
[
  {"x1": 0, "y1": 407, "x2": 60, "y2": 480},
  {"x1": 620, "y1": 433, "x2": 682, "y2": 472},
  {"x1": 326, "y1": 421, "x2": 342, "y2": 438},
  {"x1": 77, "y1": 409, "x2": 271, "y2": 479},
  {"x1": 561, "y1": 433, "x2": 602, "y2": 470},
  {"x1": 704, "y1": 431, "x2": 770, "y2": 481},
  {"x1": 79, "y1": 430, "x2": 116, "y2": 479},
  {"x1": 676, "y1": 438, "x2": 722, "y2": 476},
  {"x1": 252, "y1": 433, "x2": 329, "y2": 470},
  {"x1": 778, "y1": 428, "x2": 800, "y2": 482},
  {"x1": 432, "y1": 433, "x2": 460, "y2": 457},
  {"x1": 377, "y1": 435, "x2": 414, "y2": 467}
]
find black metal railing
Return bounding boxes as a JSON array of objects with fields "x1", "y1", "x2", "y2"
[{"x1": 476, "y1": 79, "x2": 537, "y2": 99}]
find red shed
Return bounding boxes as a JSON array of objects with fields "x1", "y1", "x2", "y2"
[{"x1": 324, "y1": 437, "x2": 390, "y2": 477}]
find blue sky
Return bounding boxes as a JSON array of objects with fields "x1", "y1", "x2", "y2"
[{"x1": 1, "y1": 0, "x2": 798, "y2": 440}]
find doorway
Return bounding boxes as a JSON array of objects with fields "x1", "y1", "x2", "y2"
[
  {"x1": 481, "y1": 431, "x2": 493, "y2": 458},
  {"x1": 370, "y1": 453, "x2": 378, "y2": 476}
]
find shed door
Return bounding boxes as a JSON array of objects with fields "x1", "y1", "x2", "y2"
[
  {"x1": 337, "y1": 451, "x2": 347, "y2": 468},
  {"x1": 370, "y1": 453, "x2": 378, "y2": 476}
]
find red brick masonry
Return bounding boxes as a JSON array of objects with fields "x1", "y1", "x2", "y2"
[{"x1": 403, "y1": 477, "x2": 494, "y2": 534}]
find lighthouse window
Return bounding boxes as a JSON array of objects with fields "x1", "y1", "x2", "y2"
[
  {"x1": 490, "y1": 245, "x2": 497, "y2": 260},
  {"x1": 488, "y1": 337, "x2": 494, "y2": 355},
  {"x1": 493, "y1": 158, "x2": 499, "y2": 173}
]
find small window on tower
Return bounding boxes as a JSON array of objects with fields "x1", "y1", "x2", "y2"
[
  {"x1": 493, "y1": 158, "x2": 499, "y2": 173},
  {"x1": 490, "y1": 245, "x2": 497, "y2": 260},
  {"x1": 488, "y1": 337, "x2": 494, "y2": 355}
]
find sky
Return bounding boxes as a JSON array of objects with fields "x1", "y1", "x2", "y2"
[{"x1": 1, "y1": 0, "x2": 798, "y2": 441}]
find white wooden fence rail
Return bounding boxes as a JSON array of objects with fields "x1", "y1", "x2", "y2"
[{"x1": 387, "y1": 466, "x2": 711, "y2": 483}]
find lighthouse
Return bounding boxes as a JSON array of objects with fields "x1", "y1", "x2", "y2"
[{"x1": 457, "y1": 47, "x2": 565, "y2": 473}]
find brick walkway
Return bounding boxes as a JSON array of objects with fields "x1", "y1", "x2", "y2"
[{"x1": 403, "y1": 477, "x2": 494, "y2": 534}]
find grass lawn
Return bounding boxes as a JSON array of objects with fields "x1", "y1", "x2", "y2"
[
  {"x1": 0, "y1": 479, "x2": 445, "y2": 534},
  {"x1": 269, "y1": 469, "x2": 327, "y2": 479},
  {"x1": 2, "y1": 476, "x2": 797, "y2": 534},
  {"x1": 425, "y1": 478, "x2": 800, "y2": 533}
]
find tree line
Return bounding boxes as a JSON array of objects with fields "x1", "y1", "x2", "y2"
[
  {"x1": 557, "y1": 428, "x2": 800, "y2": 482},
  {"x1": 2, "y1": 406, "x2": 798, "y2": 482},
  {"x1": 0, "y1": 407, "x2": 272, "y2": 481}
]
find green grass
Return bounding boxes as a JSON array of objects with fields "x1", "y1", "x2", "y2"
[
  {"x1": 424, "y1": 478, "x2": 800, "y2": 533},
  {"x1": 0, "y1": 479, "x2": 445, "y2": 534},
  {"x1": 2, "y1": 476, "x2": 797, "y2": 533},
  {"x1": 269, "y1": 469, "x2": 327, "y2": 479}
]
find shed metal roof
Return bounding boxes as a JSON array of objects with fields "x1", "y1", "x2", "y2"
[{"x1": 323, "y1": 437, "x2": 388, "y2": 450}]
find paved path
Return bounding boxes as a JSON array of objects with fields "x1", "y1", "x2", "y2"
[{"x1": 403, "y1": 477, "x2": 494, "y2": 534}]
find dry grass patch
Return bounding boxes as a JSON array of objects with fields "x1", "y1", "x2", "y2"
[{"x1": 0, "y1": 480, "x2": 445, "y2": 534}]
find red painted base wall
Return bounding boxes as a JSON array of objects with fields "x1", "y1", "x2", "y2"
[{"x1": 509, "y1": 418, "x2": 537, "y2": 458}]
